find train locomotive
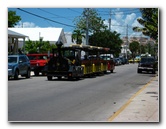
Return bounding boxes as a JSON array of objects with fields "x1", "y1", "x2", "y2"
[{"x1": 46, "y1": 42, "x2": 115, "y2": 80}]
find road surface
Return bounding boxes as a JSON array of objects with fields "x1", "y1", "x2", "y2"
[{"x1": 8, "y1": 63, "x2": 156, "y2": 122}]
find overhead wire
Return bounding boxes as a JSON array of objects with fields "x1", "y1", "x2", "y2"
[
  {"x1": 67, "y1": 8, "x2": 82, "y2": 14},
  {"x1": 16, "y1": 8, "x2": 143, "y2": 37},
  {"x1": 37, "y1": 8, "x2": 74, "y2": 21},
  {"x1": 17, "y1": 8, "x2": 75, "y2": 28}
]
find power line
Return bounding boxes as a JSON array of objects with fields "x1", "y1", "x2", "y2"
[
  {"x1": 16, "y1": 8, "x2": 143, "y2": 37},
  {"x1": 97, "y1": 8, "x2": 141, "y2": 16},
  {"x1": 98, "y1": 8, "x2": 139, "y2": 13},
  {"x1": 17, "y1": 8, "x2": 75, "y2": 28},
  {"x1": 99, "y1": 11, "x2": 141, "y2": 16},
  {"x1": 67, "y1": 8, "x2": 82, "y2": 14},
  {"x1": 38, "y1": 8, "x2": 74, "y2": 21}
]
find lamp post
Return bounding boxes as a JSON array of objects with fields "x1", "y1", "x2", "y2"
[
  {"x1": 139, "y1": 42, "x2": 141, "y2": 56},
  {"x1": 125, "y1": 45, "x2": 128, "y2": 59},
  {"x1": 39, "y1": 37, "x2": 43, "y2": 53}
]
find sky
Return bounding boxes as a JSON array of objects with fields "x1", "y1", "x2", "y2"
[{"x1": 8, "y1": 8, "x2": 143, "y2": 38}]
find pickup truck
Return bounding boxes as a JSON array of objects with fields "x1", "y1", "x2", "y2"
[{"x1": 27, "y1": 54, "x2": 52, "y2": 76}]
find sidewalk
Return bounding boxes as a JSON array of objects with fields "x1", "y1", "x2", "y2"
[{"x1": 109, "y1": 75, "x2": 159, "y2": 122}]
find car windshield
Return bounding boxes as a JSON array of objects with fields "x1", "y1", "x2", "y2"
[
  {"x1": 8, "y1": 57, "x2": 18, "y2": 63},
  {"x1": 28, "y1": 55, "x2": 48, "y2": 60},
  {"x1": 28, "y1": 56, "x2": 36, "y2": 60},
  {"x1": 141, "y1": 58, "x2": 155, "y2": 63}
]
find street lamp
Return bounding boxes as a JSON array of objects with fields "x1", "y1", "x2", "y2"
[
  {"x1": 139, "y1": 42, "x2": 141, "y2": 56},
  {"x1": 39, "y1": 37, "x2": 43, "y2": 53}
]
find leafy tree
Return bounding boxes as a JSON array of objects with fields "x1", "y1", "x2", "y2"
[
  {"x1": 133, "y1": 8, "x2": 158, "y2": 42},
  {"x1": 74, "y1": 8, "x2": 107, "y2": 33},
  {"x1": 71, "y1": 29, "x2": 85, "y2": 44},
  {"x1": 129, "y1": 41, "x2": 140, "y2": 59},
  {"x1": 139, "y1": 44, "x2": 146, "y2": 54},
  {"x1": 146, "y1": 41, "x2": 157, "y2": 56},
  {"x1": 25, "y1": 40, "x2": 56, "y2": 54},
  {"x1": 89, "y1": 30, "x2": 123, "y2": 57},
  {"x1": 8, "y1": 10, "x2": 21, "y2": 27}
]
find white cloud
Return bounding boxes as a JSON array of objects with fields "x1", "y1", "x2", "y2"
[
  {"x1": 124, "y1": 13, "x2": 136, "y2": 25},
  {"x1": 104, "y1": 12, "x2": 142, "y2": 38},
  {"x1": 14, "y1": 21, "x2": 40, "y2": 28},
  {"x1": 114, "y1": 12, "x2": 124, "y2": 21}
]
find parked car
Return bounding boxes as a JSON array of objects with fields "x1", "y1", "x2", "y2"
[
  {"x1": 137, "y1": 57, "x2": 157, "y2": 74},
  {"x1": 119, "y1": 57, "x2": 126, "y2": 65},
  {"x1": 27, "y1": 54, "x2": 52, "y2": 76},
  {"x1": 115, "y1": 58, "x2": 122, "y2": 65},
  {"x1": 8, "y1": 54, "x2": 31, "y2": 79}
]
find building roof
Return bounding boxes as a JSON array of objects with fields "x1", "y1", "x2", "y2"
[
  {"x1": 8, "y1": 29, "x2": 28, "y2": 38},
  {"x1": 8, "y1": 28, "x2": 67, "y2": 44}
]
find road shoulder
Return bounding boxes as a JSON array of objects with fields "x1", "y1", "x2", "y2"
[{"x1": 108, "y1": 76, "x2": 159, "y2": 122}]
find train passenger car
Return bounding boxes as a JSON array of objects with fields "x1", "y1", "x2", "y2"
[
  {"x1": 100, "y1": 53, "x2": 115, "y2": 73},
  {"x1": 70, "y1": 44, "x2": 108, "y2": 76}
]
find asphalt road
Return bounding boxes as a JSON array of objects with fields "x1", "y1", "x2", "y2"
[{"x1": 8, "y1": 63, "x2": 156, "y2": 122}]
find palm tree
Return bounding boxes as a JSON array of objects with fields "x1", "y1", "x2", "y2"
[
  {"x1": 133, "y1": 8, "x2": 158, "y2": 42},
  {"x1": 71, "y1": 29, "x2": 85, "y2": 44}
]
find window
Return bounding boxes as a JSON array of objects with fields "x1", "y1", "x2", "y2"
[
  {"x1": 19, "y1": 56, "x2": 26, "y2": 63},
  {"x1": 8, "y1": 57, "x2": 17, "y2": 63}
]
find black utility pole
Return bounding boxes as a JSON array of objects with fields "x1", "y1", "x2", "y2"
[
  {"x1": 126, "y1": 24, "x2": 128, "y2": 59},
  {"x1": 109, "y1": 9, "x2": 111, "y2": 31}
]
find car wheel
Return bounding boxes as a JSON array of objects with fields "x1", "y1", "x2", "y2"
[
  {"x1": 47, "y1": 76, "x2": 52, "y2": 80},
  {"x1": 152, "y1": 69, "x2": 156, "y2": 74},
  {"x1": 137, "y1": 69, "x2": 142, "y2": 73},
  {"x1": 34, "y1": 71, "x2": 39, "y2": 76},
  {"x1": 42, "y1": 72, "x2": 46, "y2": 76},
  {"x1": 14, "y1": 70, "x2": 19, "y2": 80},
  {"x1": 26, "y1": 69, "x2": 31, "y2": 78}
]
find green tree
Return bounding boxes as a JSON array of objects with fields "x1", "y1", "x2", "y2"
[
  {"x1": 89, "y1": 30, "x2": 122, "y2": 57},
  {"x1": 139, "y1": 44, "x2": 146, "y2": 54},
  {"x1": 25, "y1": 40, "x2": 56, "y2": 54},
  {"x1": 129, "y1": 41, "x2": 140, "y2": 59},
  {"x1": 74, "y1": 8, "x2": 107, "y2": 33},
  {"x1": 71, "y1": 29, "x2": 85, "y2": 44},
  {"x1": 146, "y1": 41, "x2": 157, "y2": 56},
  {"x1": 8, "y1": 10, "x2": 21, "y2": 27},
  {"x1": 133, "y1": 8, "x2": 158, "y2": 42}
]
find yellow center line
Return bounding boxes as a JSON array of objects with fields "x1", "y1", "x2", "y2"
[{"x1": 108, "y1": 76, "x2": 157, "y2": 122}]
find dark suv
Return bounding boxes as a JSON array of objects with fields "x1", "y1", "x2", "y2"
[
  {"x1": 8, "y1": 55, "x2": 31, "y2": 79},
  {"x1": 137, "y1": 57, "x2": 157, "y2": 74}
]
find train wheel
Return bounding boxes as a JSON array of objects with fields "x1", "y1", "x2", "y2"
[
  {"x1": 68, "y1": 76, "x2": 73, "y2": 80},
  {"x1": 76, "y1": 77, "x2": 80, "y2": 80},
  {"x1": 58, "y1": 76, "x2": 62, "y2": 80}
]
